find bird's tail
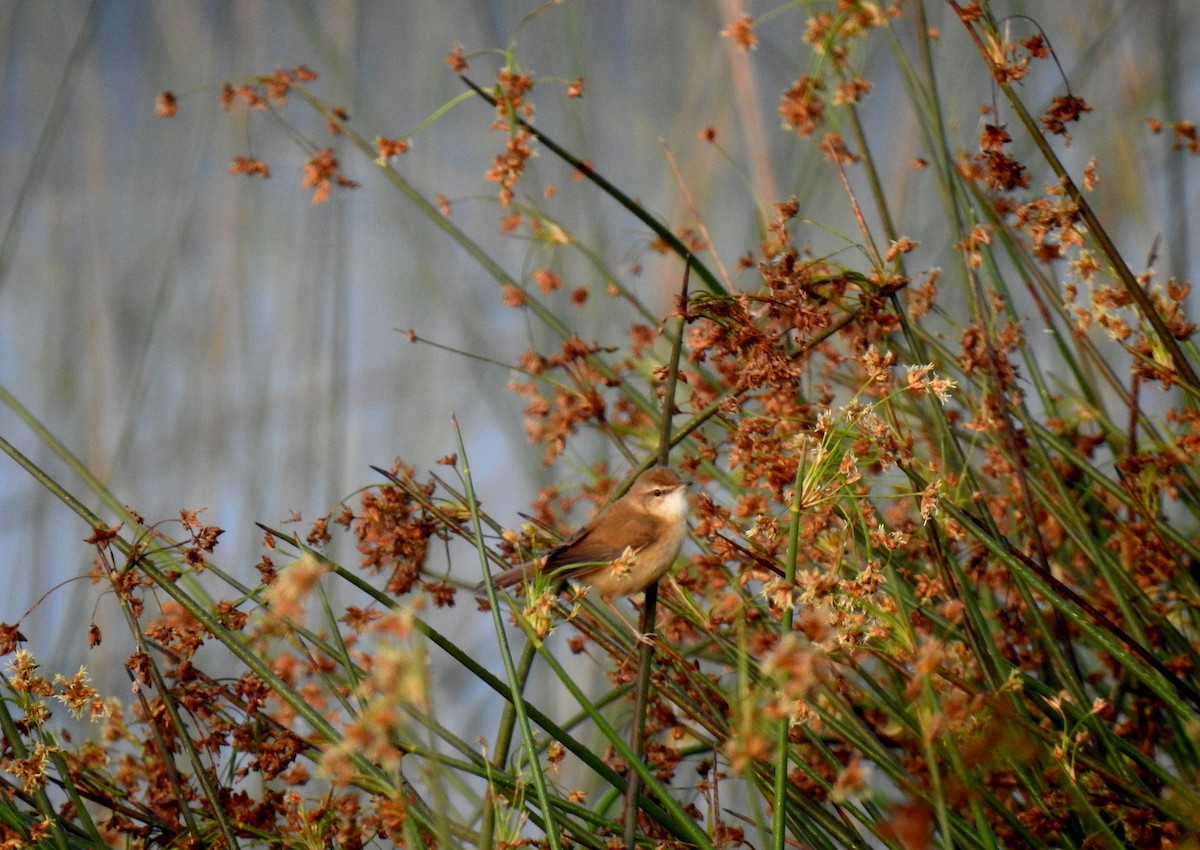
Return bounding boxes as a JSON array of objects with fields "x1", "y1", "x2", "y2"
[{"x1": 475, "y1": 563, "x2": 533, "y2": 595}]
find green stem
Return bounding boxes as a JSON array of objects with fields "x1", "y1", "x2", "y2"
[
  {"x1": 772, "y1": 459, "x2": 805, "y2": 850},
  {"x1": 459, "y1": 75, "x2": 726, "y2": 296},
  {"x1": 455, "y1": 416, "x2": 563, "y2": 850}
]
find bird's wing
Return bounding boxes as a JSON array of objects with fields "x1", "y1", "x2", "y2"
[{"x1": 546, "y1": 511, "x2": 660, "y2": 580}]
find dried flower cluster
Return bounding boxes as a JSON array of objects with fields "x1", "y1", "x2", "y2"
[{"x1": 6, "y1": 6, "x2": 1200, "y2": 849}]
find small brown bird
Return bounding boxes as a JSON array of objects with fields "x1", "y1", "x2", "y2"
[{"x1": 486, "y1": 466, "x2": 689, "y2": 600}]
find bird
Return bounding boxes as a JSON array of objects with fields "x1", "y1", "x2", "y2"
[{"x1": 484, "y1": 466, "x2": 690, "y2": 602}]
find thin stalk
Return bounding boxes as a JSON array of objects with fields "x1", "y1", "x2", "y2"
[
  {"x1": 921, "y1": 469, "x2": 1200, "y2": 717},
  {"x1": 480, "y1": 641, "x2": 537, "y2": 850},
  {"x1": 459, "y1": 75, "x2": 727, "y2": 296},
  {"x1": 623, "y1": 262, "x2": 691, "y2": 848},
  {"x1": 455, "y1": 415, "x2": 562, "y2": 850},
  {"x1": 263, "y1": 524, "x2": 650, "y2": 810},
  {"x1": 0, "y1": 436, "x2": 422, "y2": 806},
  {"x1": 771, "y1": 458, "x2": 805, "y2": 850},
  {"x1": 519, "y1": 613, "x2": 715, "y2": 850},
  {"x1": 949, "y1": 2, "x2": 1200, "y2": 395},
  {"x1": 116, "y1": 597, "x2": 236, "y2": 847},
  {"x1": 0, "y1": 695, "x2": 72, "y2": 850}
]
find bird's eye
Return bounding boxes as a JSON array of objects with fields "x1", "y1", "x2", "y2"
[{"x1": 652, "y1": 489, "x2": 663, "y2": 497}]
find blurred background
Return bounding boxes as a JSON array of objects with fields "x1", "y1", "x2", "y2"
[{"x1": 1, "y1": 1, "x2": 1197, "y2": 699}]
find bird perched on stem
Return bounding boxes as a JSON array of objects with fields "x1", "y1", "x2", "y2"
[{"x1": 485, "y1": 466, "x2": 689, "y2": 604}]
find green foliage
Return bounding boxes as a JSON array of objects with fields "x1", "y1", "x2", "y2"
[{"x1": 4, "y1": 2, "x2": 1200, "y2": 848}]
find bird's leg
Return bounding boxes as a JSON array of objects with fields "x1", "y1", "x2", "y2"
[{"x1": 602, "y1": 594, "x2": 656, "y2": 646}]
